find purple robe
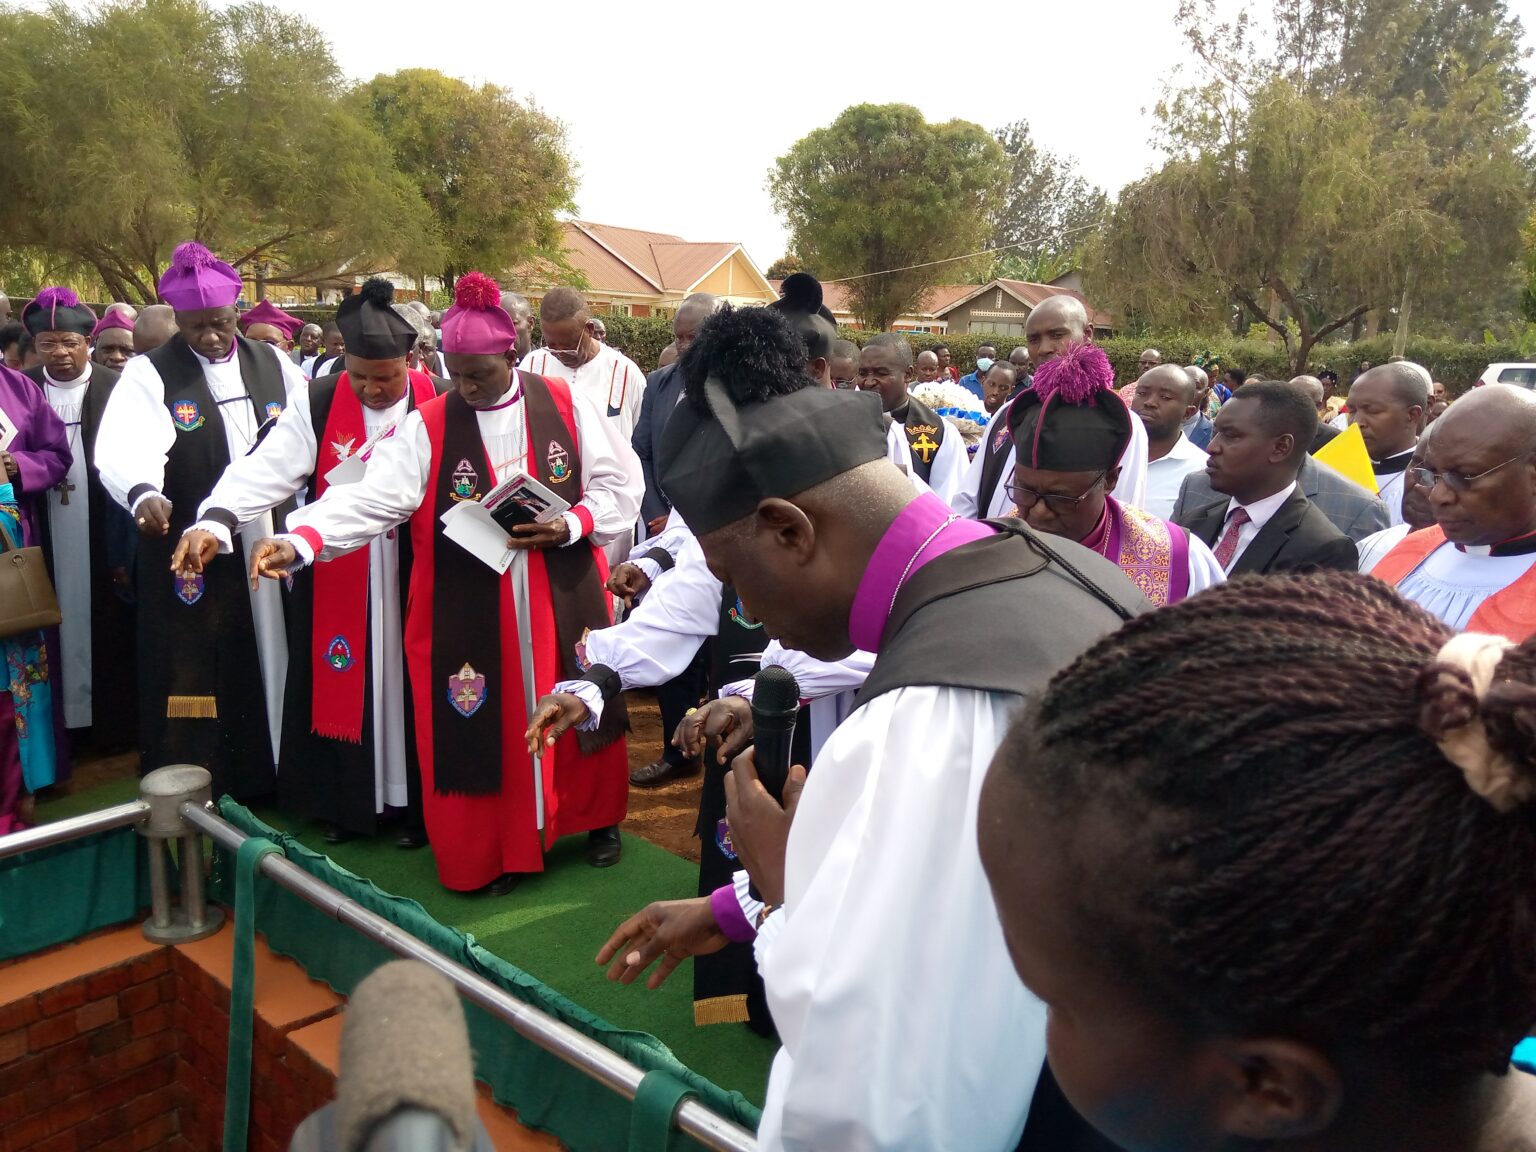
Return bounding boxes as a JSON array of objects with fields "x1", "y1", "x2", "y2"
[
  {"x1": 0, "y1": 364, "x2": 71, "y2": 796},
  {"x1": 0, "y1": 365, "x2": 70, "y2": 545}
]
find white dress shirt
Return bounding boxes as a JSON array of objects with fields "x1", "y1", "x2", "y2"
[
  {"x1": 1219, "y1": 480, "x2": 1298, "y2": 572},
  {"x1": 1385, "y1": 541, "x2": 1536, "y2": 632},
  {"x1": 519, "y1": 344, "x2": 647, "y2": 442},
  {"x1": 1143, "y1": 433, "x2": 1208, "y2": 520}
]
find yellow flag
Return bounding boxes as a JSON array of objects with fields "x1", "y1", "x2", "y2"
[{"x1": 1314, "y1": 422, "x2": 1379, "y2": 493}]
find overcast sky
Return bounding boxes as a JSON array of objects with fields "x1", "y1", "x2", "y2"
[{"x1": 220, "y1": 1, "x2": 1530, "y2": 274}]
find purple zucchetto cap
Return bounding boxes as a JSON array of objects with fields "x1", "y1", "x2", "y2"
[{"x1": 157, "y1": 242, "x2": 242, "y2": 312}]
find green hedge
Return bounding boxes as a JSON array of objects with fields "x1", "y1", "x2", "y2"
[
  {"x1": 90, "y1": 300, "x2": 1518, "y2": 389},
  {"x1": 588, "y1": 317, "x2": 1521, "y2": 392}
]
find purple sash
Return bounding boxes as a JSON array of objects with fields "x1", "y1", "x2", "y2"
[{"x1": 1101, "y1": 497, "x2": 1190, "y2": 606}]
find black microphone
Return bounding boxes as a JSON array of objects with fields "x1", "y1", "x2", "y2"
[
  {"x1": 288, "y1": 960, "x2": 492, "y2": 1151},
  {"x1": 751, "y1": 665, "x2": 801, "y2": 804}
]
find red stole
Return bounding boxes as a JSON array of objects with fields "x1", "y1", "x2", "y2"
[
  {"x1": 402, "y1": 379, "x2": 626, "y2": 883},
  {"x1": 1371, "y1": 526, "x2": 1536, "y2": 641},
  {"x1": 309, "y1": 369, "x2": 437, "y2": 742}
]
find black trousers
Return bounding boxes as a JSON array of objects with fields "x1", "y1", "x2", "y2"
[{"x1": 654, "y1": 645, "x2": 709, "y2": 765}]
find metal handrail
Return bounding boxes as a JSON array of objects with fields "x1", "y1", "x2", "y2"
[
  {"x1": 0, "y1": 779, "x2": 758, "y2": 1151},
  {"x1": 0, "y1": 800, "x2": 148, "y2": 861},
  {"x1": 180, "y1": 800, "x2": 759, "y2": 1152}
]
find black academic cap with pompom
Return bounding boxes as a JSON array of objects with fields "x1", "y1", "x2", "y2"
[
  {"x1": 772, "y1": 272, "x2": 837, "y2": 325},
  {"x1": 336, "y1": 278, "x2": 418, "y2": 361}
]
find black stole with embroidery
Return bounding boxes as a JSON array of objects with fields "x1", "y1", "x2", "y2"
[
  {"x1": 900, "y1": 395, "x2": 945, "y2": 484},
  {"x1": 430, "y1": 375, "x2": 626, "y2": 796}
]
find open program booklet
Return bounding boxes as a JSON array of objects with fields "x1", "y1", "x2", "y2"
[{"x1": 439, "y1": 470, "x2": 571, "y2": 574}]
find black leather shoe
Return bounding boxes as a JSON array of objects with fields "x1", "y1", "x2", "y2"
[
  {"x1": 321, "y1": 822, "x2": 354, "y2": 845},
  {"x1": 395, "y1": 827, "x2": 428, "y2": 849},
  {"x1": 485, "y1": 873, "x2": 521, "y2": 897},
  {"x1": 586, "y1": 826, "x2": 622, "y2": 868},
  {"x1": 628, "y1": 757, "x2": 700, "y2": 789}
]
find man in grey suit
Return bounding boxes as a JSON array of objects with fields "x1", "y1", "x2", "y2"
[
  {"x1": 1174, "y1": 378, "x2": 1389, "y2": 543},
  {"x1": 1174, "y1": 454, "x2": 1389, "y2": 543}
]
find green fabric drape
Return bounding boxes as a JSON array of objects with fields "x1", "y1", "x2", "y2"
[
  {"x1": 0, "y1": 826, "x2": 150, "y2": 960},
  {"x1": 631, "y1": 1070, "x2": 699, "y2": 1152},
  {"x1": 208, "y1": 800, "x2": 760, "y2": 1152},
  {"x1": 223, "y1": 837, "x2": 281, "y2": 1152}
]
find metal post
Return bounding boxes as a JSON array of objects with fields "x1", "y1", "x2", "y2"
[{"x1": 138, "y1": 765, "x2": 224, "y2": 943}]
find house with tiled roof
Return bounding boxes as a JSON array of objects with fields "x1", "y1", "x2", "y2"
[
  {"x1": 772, "y1": 275, "x2": 1110, "y2": 336},
  {"x1": 933, "y1": 278, "x2": 1113, "y2": 338},
  {"x1": 519, "y1": 220, "x2": 776, "y2": 318}
]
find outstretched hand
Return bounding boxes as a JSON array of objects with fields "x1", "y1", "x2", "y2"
[
  {"x1": 171, "y1": 529, "x2": 220, "y2": 577},
  {"x1": 523, "y1": 692, "x2": 590, "y2": 756},
  {"x1": 672, "y1": 696, "x2": 754, "y2": 764},
  {"x1": 596, "y1": 898, "x2": 728, "y2": 989},
  {"x1": 248, "y1": 538, "x2": 300, "y2": 589},
  {"x1": 606, "y1": 562, "x2": 651, "y2": 609},
  {"x1": 724, "y1": 749, "x2": 808, "y2": 908}
]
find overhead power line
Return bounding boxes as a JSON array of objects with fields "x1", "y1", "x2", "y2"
[{"x1": 819, "y1": 223, "x2": 1102, "y2": 284}]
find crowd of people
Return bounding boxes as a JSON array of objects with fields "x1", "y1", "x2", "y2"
[{"x1": 0, "y1": 254, "x2": 1532, "y2": 1150}]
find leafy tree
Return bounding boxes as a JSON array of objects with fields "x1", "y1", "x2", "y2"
[
  {"x1": 0, "y1": 0, "x2": 436, "y2": 302},
  {"x1": 769, "y1": 105, "x2": 1006, "y2": 330},
  {"x1": 987, "y1": 121, "x2": 1108, "y2": 284},
  {"x1": 352, "y1": 69, "x2": 576, "y2": 289},
  {"x1": 1089, "y1": 0, "x2": 1533, "y2": 370},
  {"x1": 765, "y1": 254, "x2": 807, "y2": 280}
]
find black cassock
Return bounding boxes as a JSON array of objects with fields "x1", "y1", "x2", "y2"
[
  {"x1": 25, "y1": 364, "x2": 137, "y2": 753},
  {"x1": 129, "y1": 336, "x2": 289, "y2": 799}
]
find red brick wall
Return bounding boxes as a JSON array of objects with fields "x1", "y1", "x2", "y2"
[
  {"x1": 168, "y1": 949, "x2": 335, "y2": 1152},
  {"x1": 0, "y1": 949, "x2": 178, "y2": 1152}
]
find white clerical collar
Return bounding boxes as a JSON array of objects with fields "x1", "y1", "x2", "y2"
[
  {"x1": 192, "y1": 344, "x2": 238, "y2": 367},
  {"x1": 43, "y1": 363, "x2": 91, "y2": 389}
]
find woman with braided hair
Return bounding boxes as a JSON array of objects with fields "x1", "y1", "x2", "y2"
[{"x1": 979, "y1": 571, "x2": 1536, "y2": 1152}]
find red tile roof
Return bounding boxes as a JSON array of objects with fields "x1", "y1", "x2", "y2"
[{"x1": 561, "y1": 221, "x2": 738, "y2": 294}]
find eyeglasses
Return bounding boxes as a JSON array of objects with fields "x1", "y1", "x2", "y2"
[
  {"x1": 1004, "y1": 471, "x2": 1106, "y2": 511},
  {"x1": 36, "y1": 337, "x2": 87, "y2": 353},
  {"x1": 1408, "y1": 452, "x2": 1531, "y2": 493}
]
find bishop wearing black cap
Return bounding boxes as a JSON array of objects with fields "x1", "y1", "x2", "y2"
[
  {"x1": 173, "y1": 278, "x2": 446, "y2": 843},
  {"x1": 594, "y1": 314, "x2": 1147, "y2": 1151}
]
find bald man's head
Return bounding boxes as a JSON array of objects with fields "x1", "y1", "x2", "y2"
[
  {"x1": 915, "y1": 349, "x2": 941, "y2": 382},
  {"x1": 1349, "y1": 362, "x2": 1429, "y2": 459},
  {"x1": 134, "y1": 304, "x2": 176, "y2": 354},
  {"x1": 675, "y1": 293, "x2": 717, "y2": 329},
  {"x1": 1024, "y1": 295, "x2": 1091, "y2": 367},
  {"x1": 1132, "y1": 364, "x2": 1199, "y2": 443},
  {"x1": 1421, "y1": 384, "x2": 1536, "y2": 546}
]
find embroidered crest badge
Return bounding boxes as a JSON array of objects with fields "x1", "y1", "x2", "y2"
[
  {"x1": 715, "y1": 817, "x2": 738, "y2": 861},
  {"x1": 448, "y1": 663, "x2": 486, "y2": 717},
  {"x1": 265, "y1": 402, "x2": 283, "y2": 421},
  {"x1": 175, "y1": 573, "x2": 204, "y2": 606},
  {"x1": 906, "y1": 423, "x2": 940, "y2": 464},
  {"x1": 727, "y1": 596, "x2": 763, "y2": 631},
  {"x1": 331, "y1": 436, "x2": 357, "y2": 463},
  {"x1": 574, "y1": 627, "x2": 592, "y2": 672},
  {"x1": 546, "y1": 441, "x2": 571, "y2": 483},
  {"x1": 326, "y1": 635, "x2": 355, "y2": 672},
  {"x1": 991, "y1": 420, "x2": 1013, "y2": 454},
  {"x1": 451, "y1": 458, "x2": 479, "y2": 502},
  {"x1": 172, "y1": 400, "x2": 205, "y2": 432}
]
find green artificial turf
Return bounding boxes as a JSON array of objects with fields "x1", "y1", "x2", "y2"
[{"x1": 37, "y1": 781, "x2": 776, "y2": 1106}]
